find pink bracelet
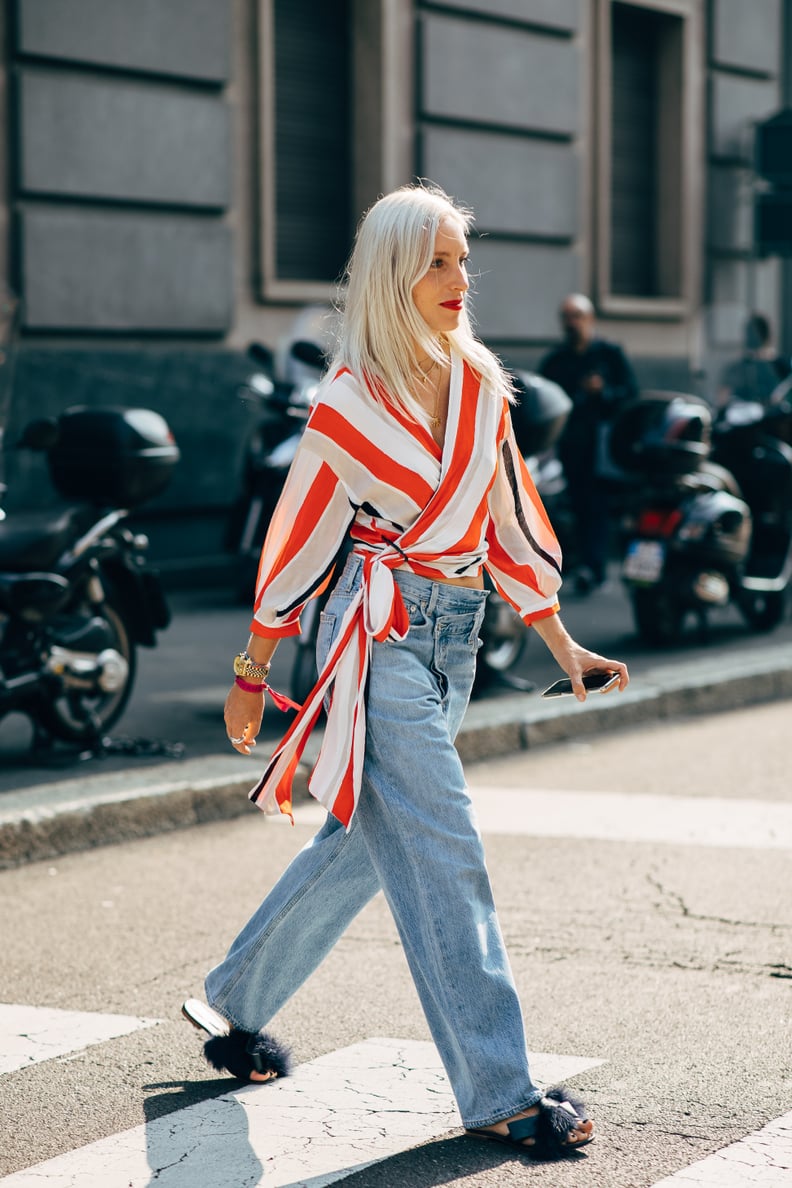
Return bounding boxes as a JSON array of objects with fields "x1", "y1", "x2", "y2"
[
  {"x1": 235, "y1": 675, "x2": 265, "y2": 693},
  {"x1": 234, "y1": 676, "x2": 303, "y2": 712}
]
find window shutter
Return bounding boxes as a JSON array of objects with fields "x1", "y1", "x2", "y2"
[
  {"x1": 610, "y1": 3, "x2": 659, "y2": 297},
  {"x1": 274, "y1": 0, "x2": 353, "y2": 283}
]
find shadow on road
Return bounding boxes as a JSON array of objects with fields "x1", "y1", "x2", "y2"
[
  {"x1": 317, "y1": 1131, "x2": 592, "y2": 1187},
  {"x1": 143, "y1": 1079, "x2": 264, "y2": 1186}
]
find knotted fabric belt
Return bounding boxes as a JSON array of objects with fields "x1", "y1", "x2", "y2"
[{"x1": 249, "y1": 548, "x2": 410, "y2": 828}]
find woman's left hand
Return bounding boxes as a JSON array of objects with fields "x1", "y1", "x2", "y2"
[
  {"x1": 532, "y1": 614, "x2": 629, "y2": 701},
  {"x1": 559, "y1": 643, "x2": 629, "y2": 701}
]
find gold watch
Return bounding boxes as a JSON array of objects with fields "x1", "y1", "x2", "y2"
[{"x1": 233, "y1": 651, "x2": 271, "y2": 681}]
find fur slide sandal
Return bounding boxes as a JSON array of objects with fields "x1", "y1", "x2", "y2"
[
  {"x1": 466, "y1": 1086, "x2": 593, "y2": 1160},
  {"x1": 181, "y1": 997, "x2": 291, "y2": 1083}
]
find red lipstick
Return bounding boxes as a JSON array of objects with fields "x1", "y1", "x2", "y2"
[{"x1": 441, "y1": 300, "x2": 463, "y2": 310}]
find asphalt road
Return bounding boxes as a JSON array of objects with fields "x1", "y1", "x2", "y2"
[
  {"x1": 1, "y1": 566, "x2": 791, "y2": 795},
  {"x1": 1, "y1": 700, "x2": 789, "y2": 1185}
]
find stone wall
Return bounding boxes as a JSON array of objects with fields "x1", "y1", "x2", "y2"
[
  {"x1": 705, "y1": 0, "x2": 783, "y2": 378},
  {"x1": 416, "y1": 1, "x2": 582, "y2": 349},
  {"x1": 12, "y1": 0, "x2": 234, "y2": 334}
]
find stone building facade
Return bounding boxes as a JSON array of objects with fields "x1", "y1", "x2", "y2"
[{"x1": 1, "y1": 0, "x2": 790, "y2": 578}]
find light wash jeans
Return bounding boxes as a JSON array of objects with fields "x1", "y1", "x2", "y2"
[{"x1": 205, "y1": 554, "x2": 542, "y2": 1128}]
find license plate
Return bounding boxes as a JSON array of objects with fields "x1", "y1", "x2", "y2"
[{"x1": 623, "y1": 539, "x2": 665, "y2": 584}]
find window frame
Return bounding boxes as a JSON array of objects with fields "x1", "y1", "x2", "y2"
[
  {"x1": 594, "y1": 0, "x2": 703, "y2": 319},
  {"x1": 255, "y1": 0, "x2": 413, "y2": 303}
]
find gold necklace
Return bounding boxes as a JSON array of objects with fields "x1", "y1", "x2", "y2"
[{"x1": 414, "y1": 356, "x2": 443, "y2": 429}]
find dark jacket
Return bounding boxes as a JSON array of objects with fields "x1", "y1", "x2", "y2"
[{"x1": 539, "y1": 338, "x2": 638, "y2": 472}]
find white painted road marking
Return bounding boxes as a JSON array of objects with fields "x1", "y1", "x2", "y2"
[
  {"x1": 467, "y1": 786, "x2": 792, "y2": 850},
  {"x1": 0, "y1": 1039, "x2": 603, "y2": 1186},
  {"x1": 0, "y1": 1003, "x2": 158, "y2": 1075},
  {"x1": 275, "y1": 785, "x2": 792, "y2": 851},
  {"x1": 651, "y1": 1109, "x2": 792, "y2": 1185}
]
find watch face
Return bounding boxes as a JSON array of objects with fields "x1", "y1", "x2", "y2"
[{"x1": 234, "y1": 653, "x2": 268, "y2": 678}]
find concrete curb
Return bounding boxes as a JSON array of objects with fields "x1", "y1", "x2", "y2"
[
  {"x1": 457, "y1": 643, "x2": 792, "y2": 760},
  {"x1": 2, "y1": 644, "x2": 791, "y2": 869}
]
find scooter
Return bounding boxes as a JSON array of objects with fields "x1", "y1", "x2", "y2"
[
  {"x1": 612, "y1": 390, "x2": 792, "y2": 645},
  {"x1": 0, "y1": 406, "x2": 179, "y2": 748},
  {"x1": 229, "y1": 342, "x2": 320, "y2": 601}
]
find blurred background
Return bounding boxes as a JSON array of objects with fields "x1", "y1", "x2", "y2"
[{"x1": 0, "y1": 0, "x2": 790, "y2": 585}]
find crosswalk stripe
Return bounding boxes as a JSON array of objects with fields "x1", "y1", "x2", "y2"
[
  {"x1": 651, "y1": 1109, "x2": 792, "y2": 1185},
  {"x1": 0, "y1": 1039, "x2": 603, "y2": 1186},
  {"x1": 466, "y1": 786, "x2": 792, "y2": 850},
  {"x1": 0, "y1": 1003, "x2": 158, "y2": 1075}
]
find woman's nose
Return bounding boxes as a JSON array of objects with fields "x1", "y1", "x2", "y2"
[{"x1": 452, "y1": 265, "x2": 469, "y2": 292}]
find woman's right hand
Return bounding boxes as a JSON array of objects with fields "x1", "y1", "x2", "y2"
[{"x1": 224, "y1": 683, "x2": 265, "y2": 754}]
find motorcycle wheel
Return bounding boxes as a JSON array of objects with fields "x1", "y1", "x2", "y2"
[
  {"x1": 631, "y1": 587, "x2": 686, "y2": 647},
  {"x1": 37, "y1": 597, "x2": 137, "y2": 743},
  {"x1": 740, "y1": 588, "x2": 788, "y2": 632}
]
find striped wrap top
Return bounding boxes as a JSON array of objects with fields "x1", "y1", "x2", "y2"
[{"x1": 248, "y1": 352, "x2": 563, "y2": 827}]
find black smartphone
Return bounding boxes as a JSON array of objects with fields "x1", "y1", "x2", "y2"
[{"x1": 541, "y1": 672, "x2": 620, "y2": 698}]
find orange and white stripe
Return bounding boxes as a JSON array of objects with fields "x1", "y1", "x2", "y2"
[{"x1": 248, "y1": 353, "x2": 562, "y2": 827}]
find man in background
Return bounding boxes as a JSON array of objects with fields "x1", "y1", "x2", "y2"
[
  {"x1": 718, "y1": 312, "x2": 791, "y2": 408},
  {"x1": 540, "y1": 294, "x2": 638, "y2": 594}
]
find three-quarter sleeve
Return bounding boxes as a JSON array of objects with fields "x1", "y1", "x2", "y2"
[
  {"x1": 485, "y1": 403, "x2": 563, "y2": 624},
  {"x1": 249, "y1": 440, "x2": 353, "y2": 638}
]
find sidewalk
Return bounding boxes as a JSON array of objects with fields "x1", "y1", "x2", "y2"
[{"x1": 3, "y1": 639, "x2": 791, "y2": 869}]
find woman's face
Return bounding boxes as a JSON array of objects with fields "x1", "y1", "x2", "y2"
[{"x1": 412, "y1": 216, "x2": 469, "y2": 337}]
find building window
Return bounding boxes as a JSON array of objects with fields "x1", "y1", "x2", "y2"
[
  {"x1": 257, "y1": 0, "x2": 413, "y2": 302},
  {"x1": 610, "y1": 3, "x2": 663, "y2": 296},
  {"x1": 272, "y1": 0, "x2": 353, "y2": 284},
  {"x1": 596, "y1": 0, "x2": 701, "y2": 317}
]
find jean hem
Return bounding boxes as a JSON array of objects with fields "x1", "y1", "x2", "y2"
[{"x1": 462, "y1": 1090, "x2": 544, "y2": 1131}]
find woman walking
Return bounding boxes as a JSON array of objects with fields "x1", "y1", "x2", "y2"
[{"x1": 183, "y1": 184, "x2": 628, "y2": 1158}]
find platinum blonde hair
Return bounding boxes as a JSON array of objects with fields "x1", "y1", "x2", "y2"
[{"x1": 328, "y1": 184, "x2": 514, "y2": 417}]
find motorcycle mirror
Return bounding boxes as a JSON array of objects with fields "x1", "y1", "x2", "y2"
[
  {"x1": 17, "y1": 417, "x2": 60, "y2": 450},
  {"x1": 291, "y1": 340, "x2": 328, "y2": 371},
  {"x1": 248, "y1": 342, "x2": 275, "y2": 368}
]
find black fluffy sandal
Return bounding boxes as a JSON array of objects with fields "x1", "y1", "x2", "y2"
[
  {"x1": 181, "y1": 998, "x2": 291, "y2": 1083},
  {"x1": 466, "y1": 1086, "x2": 593, "y2": 1160}
]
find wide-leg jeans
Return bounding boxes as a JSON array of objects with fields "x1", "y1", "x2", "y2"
[{"x1": 205, "y1": 555, "x2": 542, "y2": 1128}]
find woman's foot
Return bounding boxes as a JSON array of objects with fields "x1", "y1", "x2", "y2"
[
  {"x1": 465, "y1": 1087, "x2": 593, "y2": 1159},
  {"x1": 478, "y1": 1105, "x2": 593, "y2": 1148},
  {"x1": 249, "y1": 1067, "x2": 276, "y2": 1083},
  {"x1": 182, "y1": 998, "x2": 291, "y2": 1083},
  {"x1": 202, "y1": 1027, "x2": 288, "y2": 1082}
]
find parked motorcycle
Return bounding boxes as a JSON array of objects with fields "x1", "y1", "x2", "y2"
[
  {"x1": 229, "y1": 341, "x2": 320, "y2": 601},
  {"x1": 0, "y1": 406, "x2": 179, "y2": 747},
  {"x1": 611, "y1": 389, "x2": 792, "y2": 645}
]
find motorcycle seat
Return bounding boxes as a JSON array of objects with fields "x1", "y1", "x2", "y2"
[
  {"x1": 681, "y1": 461, "x2": 743, "y2": 499},
  {"x1": 0, "y1": 506, "x2": 92, "y2": 572}
]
